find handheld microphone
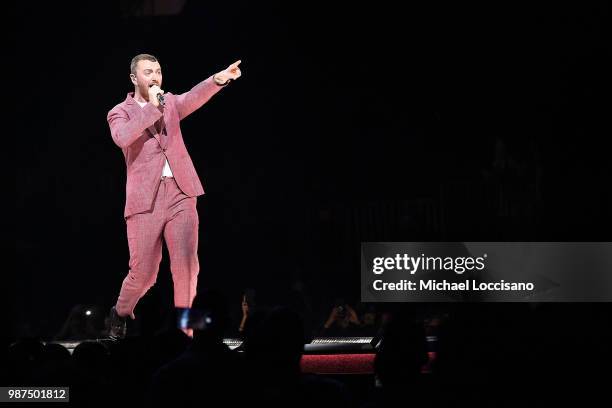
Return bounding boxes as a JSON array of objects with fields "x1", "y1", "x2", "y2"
[{"x1": 149, "y1": 83, "x2": 165, "y2": 106}]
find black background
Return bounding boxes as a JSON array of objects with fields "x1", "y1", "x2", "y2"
[{"x1": 12, "y1": 1, "x2": 611, "y2": 338}]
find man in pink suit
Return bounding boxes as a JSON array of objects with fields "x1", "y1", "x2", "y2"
[{"x1": 106, "y1": 54, "x2": 242, "y2": 338}]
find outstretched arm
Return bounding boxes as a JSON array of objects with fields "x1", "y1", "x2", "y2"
[
  {"x1": 239, "y1": 297, "x2": 249, "y2": 333},
  {"x1": 175, "y1": 60, "x2": 242, "y2": 120},
  {"x1": 323, "y1": 307, "x2": 339, "y2": 329}
]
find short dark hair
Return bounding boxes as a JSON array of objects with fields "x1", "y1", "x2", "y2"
[{"x1": 130, "y1": 54, "x2": 159, "y2": 74}]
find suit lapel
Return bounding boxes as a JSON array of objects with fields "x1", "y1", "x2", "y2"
[
  {"x1": 157, "y1": 110, "x2": 169, "y2": 148},
  {"x1": 147, "y1": 123, "x2": 161, "y2": 145},
  {"x1": 125, "y1": 93, "x2": 164, "y2": 146},
  {"x1": 159, "y1": 120, "x2": 168, "y2": 149}
]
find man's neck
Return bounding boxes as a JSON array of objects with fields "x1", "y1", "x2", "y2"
[{"x1": 133, "y1": 91, "x2": 149, "y2": 104}]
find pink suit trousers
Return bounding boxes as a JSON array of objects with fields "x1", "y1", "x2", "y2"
[{"x1": 116, "y1": 176, "x2": 199, "y2": 319}]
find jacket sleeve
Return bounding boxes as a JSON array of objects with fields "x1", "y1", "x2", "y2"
[
  {"x1": 107, "y1": 103, "x2": 163, "y2": 149},
  {"x1": 175, "y1": 75, "x2": 225, "y2": 121}
]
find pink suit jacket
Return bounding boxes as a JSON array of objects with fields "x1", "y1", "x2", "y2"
[{"x1": 107, "y1": 76, "x2": 224, "y2": 219}]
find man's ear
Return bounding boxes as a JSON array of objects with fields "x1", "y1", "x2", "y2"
[{"x1": 130, "y1": 74, "x2": 137, "y2": 85}]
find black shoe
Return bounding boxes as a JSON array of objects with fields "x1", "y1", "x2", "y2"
[{"x1": 109, "y1": 306, "x2": 127, "y2": 340}]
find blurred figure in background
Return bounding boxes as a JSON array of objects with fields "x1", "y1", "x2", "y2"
[
  {"x1": 55, "y1": 304, "x2": 105, "y2": 340},
  {"x1": 242, "y1": 306, "x2": 355, "y2": 408},
  {"x1": 149, "y1": 289, "x2": 238, "y2": 405},
  {"x1": 319, "y1": 298, "x2": 361, "y2": 337}
]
